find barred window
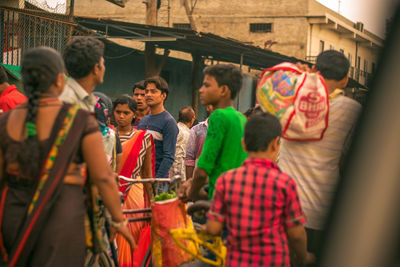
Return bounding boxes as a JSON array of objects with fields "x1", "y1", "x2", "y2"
[
  {"x1": 364, "y1": 59, "x2": 368, "y2": 72},
  {"x1": 173, "y1": 23, "x2": 191, "y2": 30},
  {"x1": 249, "y1": 23, "x2": 272, "y2": 33}
]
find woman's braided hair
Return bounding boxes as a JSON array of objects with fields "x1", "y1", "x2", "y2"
[{"x1": 19, "y1": 47, "x2": 65, "y2": 177}]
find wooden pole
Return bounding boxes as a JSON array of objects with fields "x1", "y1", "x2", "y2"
[
  {"x1": 182, "y1": 0, "x2": 197, "y2": 31},
  {"x1": 145, "y1": 0, "x2": 158, "y2": 78},
  {"x1": 145, "y1": 0, "x2": 157, "y2": 25}
]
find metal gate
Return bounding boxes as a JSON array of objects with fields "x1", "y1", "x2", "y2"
[{"x1": 0, "y1": 7, "x2": 74, "y2": 65}]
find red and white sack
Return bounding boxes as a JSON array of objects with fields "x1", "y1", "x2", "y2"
[{"x1": 280, "y1": 72, "x2": 329, "y2": 141}]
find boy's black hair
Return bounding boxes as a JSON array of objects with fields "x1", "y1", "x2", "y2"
[
  {"x1": 0, "y1": 65, "x2": 8, "y2": 84},
  {"x1": 316, "y1": 50, "x2": 350, "y2": 81},
  {"x1": 144, "y1": 76, "x2": 169, "y2": 98},
  {"x1": 132, "y1": 80, "x2": 145, "y2": 94},
  {"x1": 178, "y1": 106, "x2": 195, "y2": 123},
  {"x1": 203, "y1": 64, "x2": 243, "y2": 99},
  {"x1": 245, "y1": 112, "x2": 281, "y2": 152},
  {"x1": 63, "y1": 37, "x2": 104, "y2": 79},
  {"x1": 113, "y1": 95, "x2": 137, "y2": 113}
]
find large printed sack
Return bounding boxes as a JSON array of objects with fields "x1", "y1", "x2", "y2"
[
  {"x1": 151, "y1": 198, "x2": 197, "y2": 267},
  {"x1": 256, "y1": 62, "x2": 329, "y2": 141},
  {"x1": 256, "y1": 62, "x2": 300, "y2": 119}
]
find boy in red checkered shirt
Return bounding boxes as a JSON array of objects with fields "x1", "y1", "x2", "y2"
[{"x1": 205, "y1": 112, "x2": 315, "y2": 266}]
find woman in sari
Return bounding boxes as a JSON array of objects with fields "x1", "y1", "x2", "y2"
[
  {"x1": 0, "y1": 47, "x2": 134, "y2": 267},
  {"x1": 113, "y1": 95, "x2": 155, "y2": 266}
]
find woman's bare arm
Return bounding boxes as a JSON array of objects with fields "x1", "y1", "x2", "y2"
[
  {"x1": 141, "y1": 145, "x2": 153, "y2": 178},
  {"x1": 140, "y1": 145, "x2": 154, "y2": 199},
  {"x1": 115, "y1": 153, "x2": 122, "y2": 174},
  {"x1": 82, "y1": 131, "x2": 135, "y2": 248}
]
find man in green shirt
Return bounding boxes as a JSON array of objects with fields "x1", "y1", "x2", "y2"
[{"x1": 178, "y1": 64, "x2": 247, "y2": 200}]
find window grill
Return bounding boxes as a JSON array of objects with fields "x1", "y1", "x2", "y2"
[
  {"x1": 173, "y1": 23, "x2": 191, "y2": 30},
  {"x1": 249, "y1": 23, "x2": 272, "y2": 33}
]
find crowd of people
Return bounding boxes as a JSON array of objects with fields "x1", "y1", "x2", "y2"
[{"x1": 0, "y1": 35, "x2": 361, "y2": 267}]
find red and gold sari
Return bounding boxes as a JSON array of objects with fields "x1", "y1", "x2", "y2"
[{"x1": 116, "y1": 129, "x2": 155, "y2": 267}]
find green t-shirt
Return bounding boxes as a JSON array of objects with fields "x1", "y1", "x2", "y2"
[{"x1": 196, "y1": 106, "x2": 247, "y2": 199}]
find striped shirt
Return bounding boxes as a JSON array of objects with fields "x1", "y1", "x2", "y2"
[
  {"x1": 279, "y1": 93, "x2": 361, "y2": 230},
  {"x1": 118, "y1": 130, "x2": 135, "y2": 144}
]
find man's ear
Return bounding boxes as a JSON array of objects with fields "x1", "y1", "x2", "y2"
[
  {"x1": 220, "y1": 85, "x2": 231, "y2": 99},
  {"x1": 161, "y1": 92, "x2": 167, "y2": 101},
  {"x1": 92, "y1": 64, "x2": 98, "y2": 76},
  {"x1": 340, "y1": 74, "x2": 349, "y2": 89}
]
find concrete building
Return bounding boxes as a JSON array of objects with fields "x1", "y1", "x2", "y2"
[{"x1": 74, "y1": 0, "x2": 383, "y2": 87}]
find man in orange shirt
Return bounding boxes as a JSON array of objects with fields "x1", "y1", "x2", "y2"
[{"x1": 0, "y1": 65, "x2": 27, "y2": 113}]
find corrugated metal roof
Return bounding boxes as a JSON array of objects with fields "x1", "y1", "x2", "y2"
[
  {"x1": 75, "y1": 16, "x2": 303, "y2": 70},
  {"x1": 75, "y1": 16, "x2": 366, "y2": 88}
]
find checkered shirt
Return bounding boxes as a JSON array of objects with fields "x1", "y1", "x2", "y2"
[{"x1": 207, "y1": 158, "x2": 306, "y2": 267}]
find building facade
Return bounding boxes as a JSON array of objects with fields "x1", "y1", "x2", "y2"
[{"x1": 74, "y1": 0, "x2": 383, "y2": 87}]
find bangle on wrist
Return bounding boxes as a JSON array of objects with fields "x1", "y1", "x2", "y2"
[{"x1": 110, "y1": 219, "x2": 128, "y2": 228}]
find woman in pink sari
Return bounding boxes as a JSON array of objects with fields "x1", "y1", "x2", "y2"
[{"x1": 113, "y1": 95, "x2": 155, "y2": 266}]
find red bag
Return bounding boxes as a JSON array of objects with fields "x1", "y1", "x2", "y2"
[{"x1": 151, "y1": 198, "x2": 196, "y2": 267}]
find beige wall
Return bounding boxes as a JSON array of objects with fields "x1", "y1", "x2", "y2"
[
  {"x1": 307, "y1": 22, "x2": 380, "y2": 85},
  {"x1": 309, "y1": 24, "x2": 358, "y2": 60},
  {"x1": 170, "y1": 0, "x2": 310, "y2": 59},
  {"x1": 74, "y1": 0, "x2": 145, "y2": 22},
  {"x1": 0, "y1": 0, "x2": 24, "y2": 8}
]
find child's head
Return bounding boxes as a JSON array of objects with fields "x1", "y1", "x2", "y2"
[
  {"x1": 113, "y1": 95, "x2": 137, "y2": 128},
  {"x1": 244, "y1": 112, "x2": 282, "y2": 160},
  {"x1": 200, "y1": 64, "x2": 243, "y2": 106}
]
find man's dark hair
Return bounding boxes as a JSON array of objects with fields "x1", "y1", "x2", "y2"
[
  {"x1": 132, "y1": 80, "x2": 145, "y2": 94},
  {"x1": 178, "y1": 106, "x2": 195, "y2": 123},
  {"x1": 113, "y1": 95, "x2": 137, "y2": 113},
  {"x1": 144, "y1": 76, "x2": 169, "y2": 97},
  {"x1": 245, "y1": 112, "x2": 281, "y2": 152},
  {"x1": 0, "y1": 65, "x2": 8, "y2": 84},
  {"x1": 63, "y1": 37, "x2": 104, "y2": 79},
  {"x1": 316, "y1": 50, "x2": 350, "y2": 81},
  {"x1": 203, "y1": 64, "x2": 243, "y2": 99}
]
